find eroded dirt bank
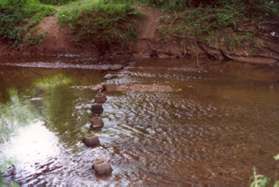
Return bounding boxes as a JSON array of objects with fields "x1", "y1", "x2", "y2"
[
  {"x1": 0, "y1": 7, "x2": 279, "y2": 66},
  {"x1": 133, "y1": 7, "x2": 279, "y2": 65},
  {"x1": 0, "y1": 16, "x2": 130, "y2": 60}
]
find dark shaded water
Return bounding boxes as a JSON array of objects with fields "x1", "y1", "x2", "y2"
[{"x1": 1, "y1": 58, "x2": 279, "y2": 186}]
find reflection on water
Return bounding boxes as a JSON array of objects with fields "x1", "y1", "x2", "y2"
[
  {"x1": 0, "y1": 59, "x2": 279, "y2": 186},
  {"x1": 35, "y1": 75, "x2": 79, "y2": 146},
  {"x1": 34, "y1": 74, "x2": 73, "y2": 89},
  {"x1": 1, "y1": 121, "x2": 60, "y2": 169},
  {"x1": 0, "y1": 90, "x2": 40, "y2": 143}
]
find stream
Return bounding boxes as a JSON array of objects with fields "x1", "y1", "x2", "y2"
[{"x1": 1, "y1": 57, "x2": 279, "y2": 186}]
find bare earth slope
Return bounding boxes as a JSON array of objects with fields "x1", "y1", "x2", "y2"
[
  {"x1": 37, "y1": 16, "x2": 73, "y2": 53},
  {"x1": 134, "y1": 6, "x2": 161, "y2": 58},
  {"x1": 0, "y1": 7, "x2": 278, "y2": 65}
]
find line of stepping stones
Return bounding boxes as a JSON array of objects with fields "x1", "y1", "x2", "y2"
[{"x1": 82, "y1": 85, "x2": 113, "y2": 176}]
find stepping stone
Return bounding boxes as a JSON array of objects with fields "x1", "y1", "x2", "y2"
[
  {"x1": 92, "y1": 159, "x2": 113, "y2": 176},
  {"x1": 91, "y1": 104, "x2": 104, "y2": 115},
  {"x1": 82, "y1": 136, "x2": 100, "y2": 148},
  {"x1": 95, "y1": 94, "x2": 107, "y2": 104},
  {"x1": 90, "y1": 116, "x2": 104, "y2": 129}
]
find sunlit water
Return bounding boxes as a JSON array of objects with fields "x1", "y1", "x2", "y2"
[{"x1": 0, "y1": 58, "x2": 279, "y2": 186}]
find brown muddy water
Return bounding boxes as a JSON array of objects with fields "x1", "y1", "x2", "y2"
[{"x1": 1, "y1": 57, "x2": 279, "y2": 187}]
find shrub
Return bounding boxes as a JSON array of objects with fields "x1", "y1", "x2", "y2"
[
  {"x1": 0, "y1": 0, "x2": 55, "y2": 44},
  {"x1": 58, "y1": 0, "x2": 140, "y2": 46},
  {"x1": 39, "y1": 0, "x2": 73, "y2": 5},
  {"x1": 138, "y1": 0, "x2": 189, "y2": 10}
]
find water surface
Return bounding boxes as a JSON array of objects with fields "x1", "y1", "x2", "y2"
[{"x1": 1, "y1": 58, "x2": 279, "y2": 186}]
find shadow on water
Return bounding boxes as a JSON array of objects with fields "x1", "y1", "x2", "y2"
[{"x1": 0, "y1": 58, "x2": 279, "y2": 186}]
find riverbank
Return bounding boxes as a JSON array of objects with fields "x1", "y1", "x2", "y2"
[{"x1": 0, "y1": 0, "x2": 278, "y2": 65}]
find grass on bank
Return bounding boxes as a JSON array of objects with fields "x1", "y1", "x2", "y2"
[
  {"x1": 0, "y1": 0, "x2": 56, "y2": 44},
  {"x1": 56, "y1": 0, "x2": 279, "y2": 50},
  {"x1": 155, "y1": 0, "x2": 279, "y2": 51},
  {"x1": 0, "y1": 0, "x2": 140, "y2": 46},
  {"x1": 0, "y1": 0, "x2": 278, "y2": 50},
  {"x1": 39, "y1": 0, "x2": 73, "y2": 5},
  {"x1": 57, "y1": 0, "x2": 140, "y2": 46},
  {"x1": 159, "y1": 5, "x2": 257, "y2": 49}
]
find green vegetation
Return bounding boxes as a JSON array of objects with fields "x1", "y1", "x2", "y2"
[
  {"x1": 34, "y1": 74, "x2": 77, "y2": 136},
  {"x1": 0, "y1": 90, "x2": 35, "y2": 187},
  {"x1": 0, "y1": 89, "x2": 40, "y2": 143},
  {"x1": 58, "y1": 0, "x2": 140, "y2": 46},
  {"x1": 250, "y1": 155, "x2": 279, "y2": 187},
  {"x1": 137, "y1": 0, "x2": 190, "y2": 10},
  {"x1": 157, "y1": 0, "x2": 279, "y2": 50},
  {"x1": 0, "y1": 0, "x2": 140, "y2": 46},
  {"x1": 0, "y1": 0, "x2": 55, "y2": 44},
  {"x1": 39, "y1": 0, "x2": 73, "y2": 5},
  {"x1": 250, "y1": 168, "x2": 270, "y2": 187},
  {"x1": 137, "y1": 0, "x2": 279, "y2": 15},
  {"x1": 0, "y1": 0, "x2": 278, "y2": 49}
]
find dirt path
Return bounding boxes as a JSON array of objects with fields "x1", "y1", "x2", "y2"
[
  {"x1": 36, "y1": 16, "x2": 72, "y2": 52},
  {"x1": 137, "y1": 6, "x2": 161, "y2": 40},
  {"x1": 135, "y1": 6, "x2": 161, "y2": 57}
]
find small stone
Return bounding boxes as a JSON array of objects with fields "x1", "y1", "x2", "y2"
[
  {"x1": 95, "y1": 94, "x2": 107, "y2": 104},
  {"x1": 104, "y1": 73, "x2": 118, "y2": 80},
  {"x1": 82, "y1": 136, "x2": 100, "y2": 148},
  {"x1": 92, "y1": 159, "x2": 113, "y2": 176},
  {"x1": 91, "y1": 104, "x2": 104, "y2": 115},
  {"x1": 109, "y1": 64, "x2": 124, "y2": 71},
  {"x1": 90, "y1": 116, "x2": 104, "y2": 129},
  {"x1": 93, "y1": 84, "x2": 105, "y2": 92},
  {"x1": 150, "y1": 50, "x2": 158, "y2": 58}
]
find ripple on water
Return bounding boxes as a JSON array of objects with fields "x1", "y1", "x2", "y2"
[{"x1": 1, "y1": 59, "x2": 279, "y2": 186}]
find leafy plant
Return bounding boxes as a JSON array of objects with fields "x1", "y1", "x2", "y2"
[
  {"x1": 58, "y1": 0, "x2": 140, "y2": 46},
  {"x1": 250, "y1": 155, "x2": 279, "y2": 187},
  {"x1": 250, "y1": 168, "x2": 270, "y2": 187},
  {"x1": 39, "y1": 0, "x2": 73, "y2": 5},
  {"x1": 0, "y1": 0, "x2": 55, "y2": 44}
]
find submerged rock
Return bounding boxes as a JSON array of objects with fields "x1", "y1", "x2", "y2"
[
  {"x1": 95, "y1": 94, "x2": 107, "y2": 104},
  {"x1": 92, "y1": 159, "x2": 113, "y2": 176},
  {"x1": 90, "y1": 116, "x2": 104, "y2": 129},
  {"x1": 104, "y1": 73, "x2": 118, "y2": 80},
  {"x1": 91, "y1": 104, "x2": 104, "y2": 115},
  {"x1": 82, "y1": 136, "x2": 100, "y2": 148},
  {"x1": 2, "y1": 165, "x2": 16, "y2": 178},
  {"x1": 150, "y1": 49, "x2": 159, "y2": 58},
  {"x1": 93, "y1": 84, "x2": 105, "y2": 92},
  {"x1": 108, "y1": 64, "x2": 124, "y2": 71}
]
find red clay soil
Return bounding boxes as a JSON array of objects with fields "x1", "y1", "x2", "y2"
[
  {"x1": 132, "y1": 6, "x2": 279, "y2": 65},
  {"x1": 0, "y1": 11, "x2": 279, "y2": 65},
  {"x1": 137, "y1": 6, "x2": 161, "y2": 40},
  {"x1": 134, "y1": 6, "x2": 162, "y2": 58},
  {"x1": 133, "y1": 6, "x2": 208, "y2": 60},
  {"x1": 36, "y1": 16, "x2": 75, "y2": 53},
  {"x1": 0, "y1": 16, "x2": 98, "y2": 58}
]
